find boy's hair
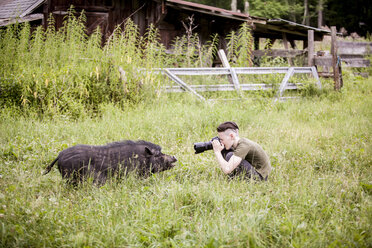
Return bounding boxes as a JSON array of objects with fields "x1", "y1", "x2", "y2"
[{"x1": 217, "y1": 121, "x2": 239, "y2": 132}]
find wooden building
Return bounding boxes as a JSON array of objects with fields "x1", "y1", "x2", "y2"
[
  {"x1": 0, "y1": 0, "x2": 44, "y2": 27},
  {"x1": 42, "y1": 0, "x2": 265, "y2": 48},
  {"x1": 1, "y1": 0, "x2": 330, "y2": 51}
]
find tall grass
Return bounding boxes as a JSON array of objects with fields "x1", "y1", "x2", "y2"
[
  {"x1": 0, "y1": 12, "x2": 371, "y2": 247},
  {"x1": 0, "y1": 10, "x2": 172, "y2": 116},
  {"x1": 0, "y1": 75, "x2": 371, "y2": 247},
  {"x1": 0, "y1": 11, "x2": 263, "y2": 117}
]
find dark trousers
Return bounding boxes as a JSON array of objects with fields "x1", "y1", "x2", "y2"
[{"x1": 223, "y1": 150, "x2": 264, "y2": 180}]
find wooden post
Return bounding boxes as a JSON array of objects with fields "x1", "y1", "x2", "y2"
[
  {"x1": 289, "y1": 40, "x2": 297, "y2": 49},
  {"x1": 164, "y1": 69, "x2": 205, "y2": 101},
  {"x1": 283, "y1": 33, "x2": 293, "y2": 66},
  {"x1": 118, "y1": 67, "x2": 129, "y2": 94},
  {"x1": 217, "y1": 49, "x2": 240, "y2": 92},
  {"x1": 303, "y1": 39, "x2": 308, "y2": 50},
  {"x1": 331, "y1": 26, "x2": 341, "y2": 90},
  {"x1": 276, "y1": 67, "x2": 295, "y2": 100},
  {"x1": 308, "y1": 30, "x2": 314, "y2": 66},
  {"x1": 254, "y1": 36, "x2": 259, "y2": 50}
]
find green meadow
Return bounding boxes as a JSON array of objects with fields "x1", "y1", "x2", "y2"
[{"x1": 0, "y1": 10, "x2": 371, "y2": 247}]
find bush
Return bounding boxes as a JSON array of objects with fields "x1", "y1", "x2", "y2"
[
  {"x1": 0, "y1": 9, "x2": 174, "y2": 117},
  {"x1": 0, "y1": 10, "x2": 261, "y2": 118}
]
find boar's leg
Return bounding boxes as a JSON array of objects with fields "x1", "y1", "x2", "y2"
[
  {"x1": 92, "y1": 170, "x2": 108, "y2": 187},
  {"x1": 63, "y1": 171, "x2": 80, "y2": 187},
  {"x1": 60, "y1": 165, "x2": 87, "y2": 186}
]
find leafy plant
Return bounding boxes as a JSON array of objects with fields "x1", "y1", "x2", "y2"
[{"x1": 226, "y1": 23, "x2": 254, "y2": 67}]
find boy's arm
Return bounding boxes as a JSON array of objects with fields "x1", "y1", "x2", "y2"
[{"x1": 212, "y1": 140, "x2": 242, "y2": 174}]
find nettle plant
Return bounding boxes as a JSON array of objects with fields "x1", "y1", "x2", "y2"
[
  {"x1": 0, "y1": 10, "x2": 168, "y2": 117},
  {"x1": 226, "y1": 22, "x2": 254, "y2": 67},
  {"x1": 0, "y1": 10, "x2": 260, "y2": 118}
]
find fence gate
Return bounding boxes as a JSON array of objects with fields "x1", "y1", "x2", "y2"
[
  {"x1": 159, "y1": 66, "x2": 321, "y2": 101},
  {"x1": 119, "y1": 49, "x2": 322, "y2": 102}
]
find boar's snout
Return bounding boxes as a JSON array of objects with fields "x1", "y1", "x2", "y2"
[
  {"x1": 170, "y1": 155, "x2": 177, "y2": 163},
  {"x1": 166, "y1": 155, "x2": 177, "y2": 167}
]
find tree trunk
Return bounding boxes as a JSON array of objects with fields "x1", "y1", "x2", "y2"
[
  {"x1": 244, "y1": 1, "x2": 249, "y2": 15},
  {"x1": 317, "y1": 0, "x2": 323, "y2": 28},
  {"x1": 302, "y1": 0, "x2": 309, "y2": 25},
  {"x1": 231, "y1": 0, "x2": 237, "y2": 12}
]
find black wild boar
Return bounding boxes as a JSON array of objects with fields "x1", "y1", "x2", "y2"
[{"x1": 43, "y1": 140, "x2": 177, "y2": 186}]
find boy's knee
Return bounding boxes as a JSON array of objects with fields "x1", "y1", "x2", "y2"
[{"x1": 224, "y1": 151, "x2": 234, "y2": 161}]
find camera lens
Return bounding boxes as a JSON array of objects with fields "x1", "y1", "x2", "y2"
[{"x1": 193, "y1": 141, "x2": 213, "y2": 154}]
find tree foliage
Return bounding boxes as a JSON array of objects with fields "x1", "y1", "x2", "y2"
[
  {"x1": 188, "y1": 0, "x2": 372, "y2": 37},
  {"x1": 324, "y1": 0, "x2": 371, "y2": 37},
  {"x1": 248, "y1": 0, "x2": 290, "y2": 19}
]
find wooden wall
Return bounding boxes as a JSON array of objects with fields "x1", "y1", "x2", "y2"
[
  {"x1": 44, "y1": 0, "x2": 164, "y2": 40},
  {"x1": 43, "y1": 0, "x2": 245, "y2": 48}
]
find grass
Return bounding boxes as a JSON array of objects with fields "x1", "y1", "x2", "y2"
[
  {"x1": 0, "y1": 9, "x2": 371, "y2": 247},
  {"x1": 0, "y1": 12, "x2": 258, "y2": 117},
  {"x1": 0, "y1": 73, "x2": 371, "y2": 247}
]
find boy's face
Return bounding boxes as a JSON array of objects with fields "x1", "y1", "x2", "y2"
[{"x1": 217, "y1": 130, "x2": 234, "y2": 150}]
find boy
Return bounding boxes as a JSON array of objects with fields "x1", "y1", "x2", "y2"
[{"x1": 212, "y1": 121, "x2": 271, "y2": 180}]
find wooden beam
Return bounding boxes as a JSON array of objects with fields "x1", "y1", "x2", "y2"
[
  {"x1": 164, "y1": 83, "x2": 301, "y2": 92},
  {"x1": 53, "y1": 5, "x2": 111, "y2": 12},
  {"x1": 258, "y1": 24, "x2": 308, "y2": 38},
  {"x1": 276, "y1": 67, "x2": 295, "y2": 99},
  {"x1": 164, "y1": 69, "x2": 205, "y2": 101},
  {"x1": 217, "y1": 49, "x2": 240, "y2": 92},
  {"x1": 282, "y1": 33, "x2": 293, "y2": 66},
  {"x1": 311, "y1": 66, "x2": 322, "y2": 88},
  {"x1": 252, "y1": 49, "x2": 304, "y2": 58},
  {"x1": 254, "y1": 36, "x2": 260, "y2": 50},
  {"x1": 289, "y1": 39, "x2": 297, "y2": 49},
  {"x1": 331, "y1": 26, "x2": 341, "y2": 90},
  {"x1": 314, "y1": 57, "x2": 370, "y2": 68},
  {"x1": 282, "y1": 33, "x2": 289, "y2": 49},
  {"x1": 337, "y1": 41, "x2": 372, "y2": 55},
  {"x1": 308, "y1": 30, "x2": 314, "y2": 66}
]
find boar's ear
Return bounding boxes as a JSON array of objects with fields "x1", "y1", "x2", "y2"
[{"x1": 145, "y1": 147, "x2": 153, "y2": 156}]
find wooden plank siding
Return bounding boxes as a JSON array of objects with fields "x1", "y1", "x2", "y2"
[
  {"x1": 314, "y1": 57, "x2": 370, "y2": 68},
  {"x1": 314, "y1": 41, "x2": 372, "y2": 69},
  {"x1": 337, "y1": 41, "x2": 372, "y2": 56},
  {"x1": 41, "y1": 0, "x2": 330, "y2": 50},
  {"x1": 43, "y1": 0, "x2": 247, "y2": 48},
  {"x1": 44, "y1": 0, "x2": 166, "y2": 40}
]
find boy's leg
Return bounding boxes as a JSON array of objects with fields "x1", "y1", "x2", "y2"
[{"x1": 224, "y1": 152, "x2": 264, "y2": 180}]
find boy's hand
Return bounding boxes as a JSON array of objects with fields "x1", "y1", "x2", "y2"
[{"x1": 212, "y1": 139, "x2": 224, "y2": 153}]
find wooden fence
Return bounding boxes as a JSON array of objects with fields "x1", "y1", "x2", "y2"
[
  {"x1": 314, "y1": 41, "x2": 371, "y2": 76},
  {"x1": 247, "y1": 27, "x2": 371, "y2": 90},
  {"x1": 157, "y1": 66, "x2": 321, "y2": 101},
  {"x1": 309, "y1": 27, "x2": 371, "y2": 90},
  {"x1": 119, "y1": 50, "x2": 321, "y2": 101}
]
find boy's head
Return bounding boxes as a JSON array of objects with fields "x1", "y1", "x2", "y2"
[
  {"x1": 217, "y1": 122, "x2": 239, "y2": 149},
  {"x1": 217, "y1": 121, "x2": 239, "y2": 133}
]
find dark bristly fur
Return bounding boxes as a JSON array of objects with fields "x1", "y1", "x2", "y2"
[{"x1": 43, "y1": 140, "x2": 177, "y2": 186}]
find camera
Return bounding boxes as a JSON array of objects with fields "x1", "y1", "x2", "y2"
[{"x1": 193, "y1": 137, "x2": 220, "y2": 154}]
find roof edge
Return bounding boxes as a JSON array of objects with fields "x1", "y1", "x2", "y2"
[
  {"x1": 166, "y1": 0, "x2": 266, "y2": 23},
  {"x1": 268, "y1": 18, "x2": 331, "y2": 34},
  {"x1": 20, "y1": 0, "x2": 45, "y2": 18},
  {"x1": 0, "y1": 13, "x2": 43, "y2": 27}
]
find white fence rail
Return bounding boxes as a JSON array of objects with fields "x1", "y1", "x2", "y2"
[
  {"x1": 119, "y1": 49, "x2": 321, "y2": 102},
  {"x1": 156, "y1": 66, "x2": 321, "y2": 101}
]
